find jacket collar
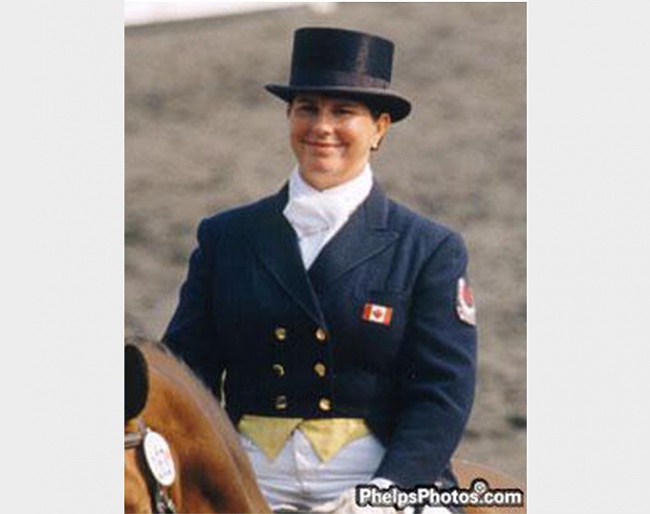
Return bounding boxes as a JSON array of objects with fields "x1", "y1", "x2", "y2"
[
  {"x1": 307, "y1": 182, "x2": 398, "y2": 293},
  {"x1": 247, "y1": 181, "x2": 398, "y2": 323}
]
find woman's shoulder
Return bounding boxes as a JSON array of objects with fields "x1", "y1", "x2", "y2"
[
  {"x1": 385, "y1": 196, "x2": 461, "y2": 242},
  {"x1": 385, "y1": 197, "x2": 470, "y2": 270}
]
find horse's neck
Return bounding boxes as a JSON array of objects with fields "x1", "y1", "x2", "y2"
[{"x1": 145, "y1": 350, "x2": 270, "y2": 513}]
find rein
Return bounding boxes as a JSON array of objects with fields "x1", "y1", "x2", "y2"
[{"x1": 125, "y1": 418, "x2": 177, "y2": 514}]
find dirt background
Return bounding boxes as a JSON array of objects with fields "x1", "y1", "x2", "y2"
[{"x1": 125, "y1": 2, "x2": 526, "y2": 483}]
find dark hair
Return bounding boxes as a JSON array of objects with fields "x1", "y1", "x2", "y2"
[{"x1": 365, "y1": 103, "x2": 388, "y2": 121}]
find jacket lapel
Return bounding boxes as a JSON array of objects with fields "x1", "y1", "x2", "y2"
[
  {"x1": 308, "y1": 183, "x2": 399, "y2": 293},
  {"x1": 247, "y1": 186, "x2": 326, "y2": 327}
]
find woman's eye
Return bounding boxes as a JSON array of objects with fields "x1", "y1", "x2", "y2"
[{"x1": 296, "y1": 105, "x2": 317, "y2": 113}]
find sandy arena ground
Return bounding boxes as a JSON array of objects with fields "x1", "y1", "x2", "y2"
[{"x1": 125, "y1": 2, "x2": 526, "y2": 483}]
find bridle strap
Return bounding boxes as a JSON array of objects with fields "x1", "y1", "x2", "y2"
[
  {"x1": 153, "y1": 486, "x2": 177, "y2": 514},
  {"x1": 125, "y1": 418, "x2": 177, "y2": 514},
  {"x1": 125, "y1": 418, "x2": 146, "y2": 449}
]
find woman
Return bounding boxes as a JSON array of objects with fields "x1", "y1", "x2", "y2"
[{"x1": 164, "y1": 27, "x2": 477, "y2": 513}]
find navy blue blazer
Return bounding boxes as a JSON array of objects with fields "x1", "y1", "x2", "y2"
[{"x1": 164, "y1": 182, "x2": 477, "y2": 488}]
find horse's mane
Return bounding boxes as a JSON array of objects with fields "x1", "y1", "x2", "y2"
[
  {"x1": 127, "y1": 336, "x2": 268, "y2": 507},
  {"x1": 125, "y1": 336, "x2": 227, "y2": 433},
  {"x1": 125, "y1": 336, "x2": 270, "y2": 512},
  {"x1": 125, "y1": 336, "x2": 202, "y2": 387}
]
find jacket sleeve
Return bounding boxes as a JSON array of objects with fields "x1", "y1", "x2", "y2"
[
  {"x1": 374, "y1": 231, "x2": 477, "y2": 487},
  {"x1": 162, "y1": 219, "x2": 225, "y2": 395}
]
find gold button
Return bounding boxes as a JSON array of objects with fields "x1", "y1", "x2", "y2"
[
  {"x1": 314, "y1": 362, "x2": 326, "y2": 377},
  {"x1": 275, "y1": 395, "x2": 288, "y2": 410},
  {"x1": 315, "y1": 327, "x2": 327, "y2": 342},
  {"x1": 318, "y1": 398, "x2": 332, "y2": 411},
  {"x1": 272, "y1": 364, "x2": 285, "y2": 377},
  {"x1": 274, "y1": 327, "x2": 287, "y2": 341}
]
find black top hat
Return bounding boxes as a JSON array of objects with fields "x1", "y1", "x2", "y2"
[{"x1": 265, "y1": 27, "x2": 412, "y2": 122}]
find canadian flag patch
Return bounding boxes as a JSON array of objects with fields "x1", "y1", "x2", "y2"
[
  {"x1": 362, "y1": 303, "x2": 393, "y2": 325},
  {"x1": 456, "y1": 277, "x2": 476, "y2": 326}
]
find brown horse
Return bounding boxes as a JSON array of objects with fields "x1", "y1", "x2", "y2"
[
  {"x1": 125, "y1": 340, "x2": 271, "y2": 513},
  {"x1": 125, "y1": 339, "x2": 524, "y2": 513}
]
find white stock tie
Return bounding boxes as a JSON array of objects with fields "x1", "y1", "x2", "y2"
[
  {"x1": 283, "y1": 194, "x2": 346, "y2": 240},
  {"x1": 282, "y1": 166, "x2": 374, "y2": 269}
]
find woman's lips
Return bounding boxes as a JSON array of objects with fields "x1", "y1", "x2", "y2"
[{"x1": 303, "y1": 140, "x2": 342, "y2": 149}]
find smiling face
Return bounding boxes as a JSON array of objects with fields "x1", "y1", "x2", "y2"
[{"x1": 288, "y1": 94, "x2": 391, "y2": 190}]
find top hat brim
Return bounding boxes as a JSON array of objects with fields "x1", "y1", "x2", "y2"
[{"x1": 265, "y1": 83, "x2": 412, "y2": 123}]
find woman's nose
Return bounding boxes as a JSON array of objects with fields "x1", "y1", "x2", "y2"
[{"x1": 311, "y1": 111, "x2": 335, "y2": 135}]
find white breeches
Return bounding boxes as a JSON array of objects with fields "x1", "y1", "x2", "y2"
[{"x1": 240, "y1": 430, "x2": 451, "y2": 513}]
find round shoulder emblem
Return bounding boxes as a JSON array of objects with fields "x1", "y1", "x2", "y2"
[
  {"x1": 456, "y1": 277, "x2": 477, "y2": 326},
  {"x1": 143, "y1": 430, "x2": 176, "y2": 487}
]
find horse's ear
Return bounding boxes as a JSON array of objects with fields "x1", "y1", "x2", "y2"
[{"x1": 125, "y1": 344, "x2": 149, "y2": 422}]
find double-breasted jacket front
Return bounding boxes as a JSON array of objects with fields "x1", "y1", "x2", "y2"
[{"x1": 164, "y1": 182, "x2": 477, "y2": 487}]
